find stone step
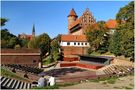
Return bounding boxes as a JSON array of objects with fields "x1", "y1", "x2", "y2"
[
  {"x1": 15, "y1": 81, "x2": 21, "y2": 89},
  {"x1": 23, "y1": 82, "x2": 27, "y2": 89},
  {"x1": 6, "y1": 79, "x2": 13, "y2": 88},
  {"x1": 2, "y1": 78, "x2": 11, "y2": 87},
  {"x1": 11, "y1": 79, "x2": 17, "y2": 89},
  {"x1": 7, "y1": 79, "x2": 14, "y2": 88},
  {"x1": 0, "y1": 76, "x2": 32, "y2": 89},
  {"x1": 19, "y1": 82, "x2": 24, "y2": 89},
  {"x1": 1, "y1": 78, "x2": 8, "y2": 86},
  {"x1": 12, "y1": 80, "x2": 18, "y2": 89}
]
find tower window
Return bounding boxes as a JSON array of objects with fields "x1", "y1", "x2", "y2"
[
  {"x1": 85, "y1": 43, "x2": 87, "y2": 45},
  {"x1": 78, "y1": 42, "x2": 80, "y2": 45},
  {"x1": 74, "y1": 42, "x2": 76, "y2": 45},
  {"x1": 67, "y1": 42, "x2": 70, "y2": 45}
]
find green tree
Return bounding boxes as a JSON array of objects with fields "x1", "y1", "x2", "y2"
[
  {"x1": 28, "y1": 33, "x2": 51, "y2": 59},
  {"x1": 38, "y1": 33, "x2": 51, "y2": 58},
  {"x1": 7, "y1": 37, "x2": 20, "y2": 48},
  {"x1": 51, "y1": 39, "x2": 60, "y2": 61},
  {"x1": 116, "y1": 1, "x2": 134, "y2": 30},
  {"x1": 109, "y1": 1, "x2": 134, "y2": 59},
  {"x1": 120, "y1": 29, "x2": 134, "y2": 57},
  {"x1": 0, "y1": 18, "x2": 22, "y2": 49},
  {"x1": 1, "y1": 29, "x2": 18, "y2": 48},
  {"x1": 20, "y1": 38, "x2": 29, "y2": 48},
  {"x1": 85, "y1": 21, "x2": 109, "y2": 54},
  {"x1": 28, "y1": 37, "x2": 39, "y2": 49},
  {"x1": 109, "y1": 31, "x2": 122, "y2": 56},
  {"x1": 0, "y1": 18, "x2": 8, "y2": 26}
]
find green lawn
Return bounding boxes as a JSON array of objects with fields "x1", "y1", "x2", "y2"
[{"x1": 89, "y1": 76, "x2": 118, "y2": 84}]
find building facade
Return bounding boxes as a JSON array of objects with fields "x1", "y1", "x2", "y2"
[
  {"x1": 61, "y1": 8, "x2": 96, "y2": 57},
  {"x1": 105, "y1": 19, "x2": 117, "y2": 34},
  {"x1": 1, "y1": 49, "x2": 41, "y2": 68},
  {"x1": 68, "y1": 8, "x2": 96, "y2": 35},
  {"x1": 18, "y1": 24, "x2": 35, "y2": 40},
  {"x1": 60, "y1": 8, "x2": 117, "y2": 57}
]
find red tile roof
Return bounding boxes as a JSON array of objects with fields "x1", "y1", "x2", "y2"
[
  {"x1": 68, "y1": 8, "x2": 78, "y2": 17},
  {"x1": 61, "y1": 35, "x2": 87, "y2": 42},
  {"x1": 106, "y1": 19, "x2": 117, "y2": 29}
]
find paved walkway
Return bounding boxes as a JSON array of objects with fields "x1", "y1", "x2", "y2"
[{"x1": 60, "y1": 75, "x2": 134, "y2": 89}]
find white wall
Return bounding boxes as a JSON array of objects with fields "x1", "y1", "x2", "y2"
[{"x1": 60, "y1": 41, "x2": 89, "y2": 47}]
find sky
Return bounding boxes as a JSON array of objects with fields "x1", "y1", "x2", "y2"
[{"x1": 1, "y1": 1, "x2": 130, "y2": 38}]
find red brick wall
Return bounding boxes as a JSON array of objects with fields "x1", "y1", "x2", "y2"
[
  {"x1": 63, "y1": 57, "x2": 79, "y2": 62},
  {"x1": 60, "y1": 63, "x2": 76, "y2": 67},
  {"x1": 61, "y1": 46, "x2": 88, "y2": 56},
  {"x1": 60, "y1": 62, "x2": 104, "y2": 69},
  {"x1": 1, "y1": 55, "x2": 40, "y2": 67}
]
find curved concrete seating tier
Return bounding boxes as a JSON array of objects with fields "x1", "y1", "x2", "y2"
[
  {"x1": 103, "y1": 65, "x2": 134, "y2": 75},
  {"x1": 0, "y1": 76, "x2": 31, "y2": 89},
  {"x1": 2, "y1": 64, "x2": 43, "y2": 75}
]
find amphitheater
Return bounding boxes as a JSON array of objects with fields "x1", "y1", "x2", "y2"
[{"x1": 0, "y1": 55, "x2": 134, "y2": 89}]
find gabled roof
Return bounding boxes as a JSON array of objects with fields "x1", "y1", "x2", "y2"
[
  {"x1": 61, "y1": 35, "x2": 87, "y2": 42},
  {"x1": 68, "y1": 8, "x2": 78, "y2": 17},
  {"x1": 106, "y1": 19, "x2": 117, "y2": 29}
]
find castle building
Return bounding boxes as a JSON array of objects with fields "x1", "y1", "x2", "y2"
[
  {"x1": 61, "y1": 8, "x2": 96, "y2": 57},
  {"x1": 68, "y1": 8, "x2": 96, "y2": 35},
  {"x1": 60, "y1": 8, "x2": 117, "y2": 57},
  {"x1": 18, "y1": 24, "x2": 35, "y2": 40}
]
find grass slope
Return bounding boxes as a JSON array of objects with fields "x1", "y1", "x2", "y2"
[{"x1": 1, "y1": 67, "x2": 29, "y2": 82}]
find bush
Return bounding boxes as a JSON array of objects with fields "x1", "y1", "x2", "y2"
[
  {"x1": 87, "y1": 48, "x2": 93, "y2": 55},
  {"x1": 14, "y1": 44, "x2": 21, "y2": 49}
]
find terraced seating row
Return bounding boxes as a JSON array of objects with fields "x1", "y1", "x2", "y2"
[
  {"x1": 0, "y1": 76, "x2": 31, "y2": 89},
  {"x1": 103, "y1": 65, "x2": 134, "y2": 76},
  {"x1": 2, "y1": 64, "x2": 43, "y2": 74}
]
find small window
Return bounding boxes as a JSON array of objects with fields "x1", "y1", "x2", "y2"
[
  {"x1": 78, "y1": 42, "x2": 80, "y2": 45},
  {"x1": 82, "y1": 43, "x2": 83, "y2": 45},
  {"x1": 67, "y1": 42, "x2": 70, "y2": 45},
  {"x1": 74, "y1": 42, "x2": 76, "y2": 45},
  {"x1": 33, "y1": 60, "x2": 36, "y2": 63},
  {"x1": 85, "y1": 43, "x2": 87, "y2": 45}
]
